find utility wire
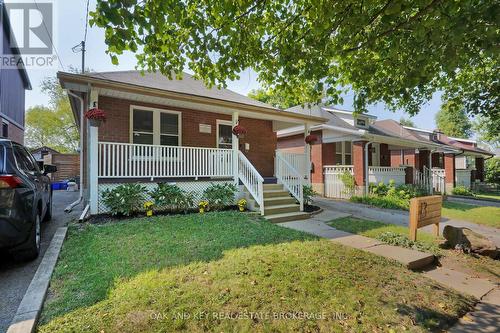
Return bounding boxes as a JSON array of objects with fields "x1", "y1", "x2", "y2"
[{"x1": 32, "y1": 0, "x2": 65, "y2": 70}]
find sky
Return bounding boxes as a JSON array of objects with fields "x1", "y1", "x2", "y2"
[{"x1": 24, "y1": 0, "x2": 442, "y2": 130}]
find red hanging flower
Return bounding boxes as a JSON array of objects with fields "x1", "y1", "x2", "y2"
[
  {"x1": 84, "y1": 107, "x2": 106, "y2": 121},
  {"x1": 232, "y1": 124, "x2": 247, "y2": 137},
  {"x1": 305, "y1": 134, "x2": 318, "y2": 144}
]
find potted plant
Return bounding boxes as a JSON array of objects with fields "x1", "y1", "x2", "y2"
[
  {"x1": 232, "y1": 123, "x2": 247, "y2": 138},
  {"x1": 85, "y1": 104, "x2": 106, "y2": 127}
]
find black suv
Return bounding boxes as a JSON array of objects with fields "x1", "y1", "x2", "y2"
[{"x1": 0, "y1": 139, "x2": 56, "y2": 261}]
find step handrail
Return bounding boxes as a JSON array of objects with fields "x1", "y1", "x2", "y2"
[
  {"x1": 238, "y1": 151, "x2": 264, "y2": 215},
  {"x1": 276, "y1": 151, "x2": 304, "y2": 211}
]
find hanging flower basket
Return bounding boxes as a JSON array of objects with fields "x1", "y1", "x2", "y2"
[
  {"x1": 85, "y1": 106, "x2": 106, "y2": 127},
  {"x1": 305, "y1": 134, "x2": 318, "y2": 145},
  {"x1": 232, "y1": 124, "x2": 247, "y2": 138}
]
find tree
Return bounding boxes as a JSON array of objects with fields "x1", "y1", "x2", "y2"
[
  {"x1": 485, "y1": 157, "x2": 500, "y2": 184},
  {"x1": 25, "y1": 76, "x2": 79, "y2": 152},
  {"x1": 90, "y1": 0, "x2": 498, "y2": 121},
  {"x1": 435, "y1": 100, "x2": 472, "y2": 138},
  {"x1": 399, "y1": 117, "x2": 415, "y2": 127},
  {"x1": 247, "y1": 88, "x2": 299, "y2": 109},
  {"x1": 473, "y1": 116, "x2": 500, "y2": 149}
]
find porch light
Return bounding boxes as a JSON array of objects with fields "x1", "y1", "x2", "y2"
[
  {"x1": 85, "y1": 102, "x2": 106, "y2": 127},
  {"x1": 305, "y1": 134, "x2": 318, "y2": 144},
  {"x1": 232, "y1": 123, "x2": 247, "y2": 138}
]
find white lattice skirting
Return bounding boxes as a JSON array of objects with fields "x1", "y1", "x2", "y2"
[{"x1": 97, "y1": 180, "x2": 234, "y2": 214}]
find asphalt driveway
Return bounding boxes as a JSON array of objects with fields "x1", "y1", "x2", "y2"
[{"x1": 0, "y1": 191, "x2": 81, "y2": 333}]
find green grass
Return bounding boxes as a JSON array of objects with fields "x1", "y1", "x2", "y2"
[
  {"x1": 328, "y1": 217, "x2": 441, "y2": 254},
  {"x1": 41, "y1": 212, "x2": 316, "y2": 323},
  {"x1": 474, "y1": 193, "x2": 500, "y2": 201},
  {"x1": 442, "y1": 202, "x2": 500, "y2": 228},
  {"x1": 39, "y1": 240, "x2": 473, "y2": 333},
  {"x1": 39, "y1": 212, "x2": 475, "y2": 332}
]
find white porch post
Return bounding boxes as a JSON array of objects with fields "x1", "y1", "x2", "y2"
[
  {"x1": 232, "y1": 111, "x2": 239, "y2": 186},
  {"x1": 89, "y1": 89, "x2": 99, "y2": 214},
  {"x1": 89, "y1": 126, "x2": 99, "y2": 214},
  {"x1": 304, "y1": 123, "x2": 311, "y2": 184}
]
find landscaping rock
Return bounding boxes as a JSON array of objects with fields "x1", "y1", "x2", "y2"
[{"x1": 443, "y1": 225, "x2": 499, "y2": 259}]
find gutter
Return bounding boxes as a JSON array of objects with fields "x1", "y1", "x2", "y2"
[{"x1": 64, "y1": 90, "x2": 85, "y2": 212}]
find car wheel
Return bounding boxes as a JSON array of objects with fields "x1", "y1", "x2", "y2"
[
  {"x1": 11, "y1": 215, "x2": 41, "y2": 262},
  {"x1": 44, "y1": 192, "x2": 53, "y2": 222}
]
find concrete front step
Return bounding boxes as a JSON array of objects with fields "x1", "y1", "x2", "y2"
[
  {"x1": 263, "y1": 190, "x2": 290, "y2": 198},
  {"x1": 264, "y1": 196, "x2": 297, "y2": 206},
  {"x1": 265, "y1": 211, "x2": 310, "y2": 223},
  {"x1": 263, "y1": 183, "x2": 284, "y2": 191},
  {"x1": 264, "y1": 204, "x2": 300, "y2": 215}
]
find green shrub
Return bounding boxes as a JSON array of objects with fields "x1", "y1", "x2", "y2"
[
  {"x1": 203, "y1": 183, "x2": 237, "y2": 210},
  {"x1": 150, "y1": 183, "x2": 196, "y2": 212},
  {"x1": 340, "y1": 171, "x2": 356, "y2": 194},
  {"x1": 303, "y1": 185, "x2": 317, "y2": 206},
  {"x1": 451, "y1": 185, "x2": 474, "y2": 196},
  {"x1": 485, "y1": 157, "x2": 500, "y2": 184},
  {"x1": 101, "y1": 184, "x2": 146, "y2": 216},
  {"x1": 376, "y1": 232, "x2": 439, "y2": 254},
  {"x1": 350, "y1": 195, "x2": 410, "y2": 210}
]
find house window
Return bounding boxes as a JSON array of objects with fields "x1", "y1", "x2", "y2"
[
  {"x1": 217, "y1": 120, "x2": 232, "y2": 149},
  {"x1": 335, "y1": 141, "x2": 353, "y2": 165},
  {"x1": 131, "y1": 106, "x2": 181, "y2": 146},
  {"x1": 1, "y1": 120, "x2": 8, "y2": 138},
  {"x1": 356, "y1": 119, "x2": 366, "y2": 127}
]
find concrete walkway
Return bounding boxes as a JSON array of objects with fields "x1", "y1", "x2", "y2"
[
  {"x1": 279, "y1": 214, "x2": 435, "y2": 270},
  {"x1": 314, "y1": 197, "x2": 500, "y2": 247}
]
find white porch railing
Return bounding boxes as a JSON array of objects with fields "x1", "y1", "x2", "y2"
[
  {"x1": 276, "y1": 150, "x2": 307, "y2": 179},
  {"x1": 238, "y1": 151, "x2": 264, "y2": 215},
  {"x1": 276, "y1": 151, "x2": 304, "y2": 210},
  {"x1": 414, "y1": 166, "x2": 432, "y2": 194},
  {"x1": 324, "y1": 165, "x2": 354, "y2": 199},
  {"x1": 431, "y1": 168, "x2": 446, "y2": 194},
  {"x1": 368, "y1": 166, "x2": 406, "y2": 185},
  {"x1": 456, "y1": 169, "x2": 472, "y2": 189},
  {"x1": 98, "y1": 142, "x2": 233, "y2": 178}
]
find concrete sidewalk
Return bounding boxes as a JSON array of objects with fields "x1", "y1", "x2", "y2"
[
  {"x1": 314, "y1": 197, "x2": 500, "y2": 247},
  {"x1": 279, "y1": 216, "x2": 435, "y2": 270}
]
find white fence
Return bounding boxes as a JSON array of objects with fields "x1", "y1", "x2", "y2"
[
  {"x1": 98, "y1": 142, "x2": 234, "y2": 178},
  {"x1": 324, "y1": 165, "x2": 354, "y2": 199},
  {"x1": 238, "y1": 151, "x2": 264, "y2": 215},
  {"x1": 456, "y1": 169, "x2": 472, "y2": 189},
  {"x1": 276, "y1": 150, "x2": 307, "y2": 179},
  {"x1": 431, "y1": 168, "x2": 446, "y2": 194},
  {"x1": 368, "y1": 167, "x2": 406, "y2": 185},
  {"x1": 276, "y1": 151, "x2": 304, "y2": 210}
]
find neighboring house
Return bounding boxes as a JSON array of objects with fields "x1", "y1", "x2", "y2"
[
  {"x1": 42, "y1": 152, "x2": 79, "y2": 182},
  {"x1": 0, "y1": 2, "x2": 32, "y2": 143},
  {"x1": 31, "y1": 146, "x2": 60, "y2": 162},
  {"x1": 277, "y1": 105, "x2": 453, "y2": 196},
  {"x1": 58, "y1": 71, "x2": 326, "y2": 220}
]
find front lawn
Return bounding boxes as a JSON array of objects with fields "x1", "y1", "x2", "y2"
[
  {"x1": 41, "y1": 212, "x2": 315, "y2": 323},
  {"x1": 474, "y1": 192, "x2": 500, "y2": 201},
  {"x1": 442, "y1": 202, "x2": 500, "y2": 228},
  {"x1": 328, "y1": 217, "x2": 500, "y2": 283},
  {"x1": 40, "y1": 212, "x2": 474, "y2": 332}
]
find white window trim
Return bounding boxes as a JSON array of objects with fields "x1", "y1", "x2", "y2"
[
  {"x1": 216, "y1": 119, "x2": 232, "y2": 149},
  {"x1": 129, "y1": 105, "x2": 182, "y2": 146},
  {"x1": 335, "y1": 141, "x2": 353, "y2": 165}
]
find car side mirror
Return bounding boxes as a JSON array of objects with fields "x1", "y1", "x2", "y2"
[{"x1": 43, "y1": 164, "x2": 57, "y2": 175}]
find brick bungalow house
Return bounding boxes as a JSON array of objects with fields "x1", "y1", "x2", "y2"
[
  {"x1": 278, "y1": 105, "x2": 493, "y2": 196},
  {"x1": 58, "y1": 71, "x2": 326, "y2": 221}
]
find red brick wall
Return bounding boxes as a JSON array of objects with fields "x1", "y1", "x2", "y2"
[
  {"x1": 0, "y1": 117, "x2": 24, "y2": 144},
  {"x1": 418, "y1": 150, "x2": 430, "y2": 170},
  {"x1": 353, "y1": 141, "x2": 366, "y2": 187},
  {"x1": 444, "y1": 154, "x2": 455, "y2": 188},
  {"x1": 97, "y1": 96, "x2": 276, "y2": 176},
  {"x1": 390, "y1": 150, "x2": 402, "y2": 166},
  {"x1": 277, "y1": 133, "x2": 305, "y2": 151}
]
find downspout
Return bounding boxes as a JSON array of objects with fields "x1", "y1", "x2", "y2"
[
  {"x1": 65, "y1": 90, "x2": 84, "y2": 212},
  {"x1": 364, "y1": 141, "x2": 373, "y2": 195}
]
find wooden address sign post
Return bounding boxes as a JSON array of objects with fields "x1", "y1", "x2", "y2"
[{"x1": 409, "y1": 195, "x2": 442, "y2": 241}]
